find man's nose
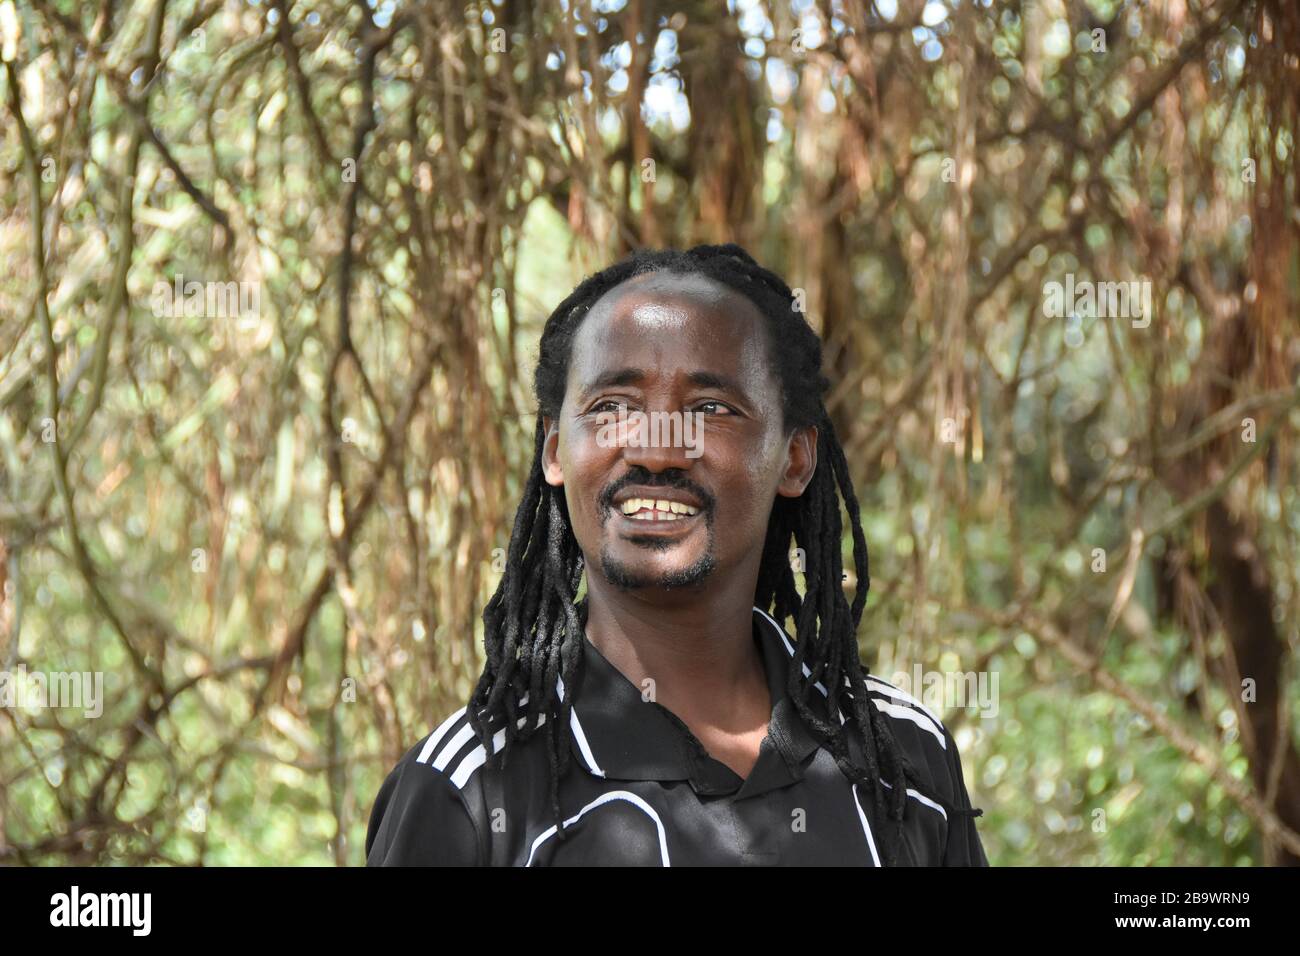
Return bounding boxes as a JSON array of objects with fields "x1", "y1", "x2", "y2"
[{"x1": 619, "y1": 412, "x2": 697, "y2": 472}]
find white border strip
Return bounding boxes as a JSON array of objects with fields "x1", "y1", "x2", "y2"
[
  {"x1": 558, "y1": 674, "x2": 606, "y2": 778},
  {"x1": 850, "y1": 784, "x2": 882, "y2": 867},
  {"x1": 417, "y1": 707, "x2": 467, "y2": 765},
  {"x1": 524, "y1": 790, "x2": 670, "y2": 866}
]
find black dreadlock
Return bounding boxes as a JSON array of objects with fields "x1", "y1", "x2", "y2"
[{"x1": 467, "y1": 242, "x2": 975, "y2": 865}]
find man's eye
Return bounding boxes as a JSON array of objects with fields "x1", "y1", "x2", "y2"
[
  {"x1": 694, "y1": 401, "x2": 735, "y2": 415},
  {"x1": 591, "y1": 400, "x2": 628, "y2": 415}
]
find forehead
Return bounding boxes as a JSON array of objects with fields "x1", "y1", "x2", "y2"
[{"x1": 566, "y1": 272, "x2": 777, "y2": 394}]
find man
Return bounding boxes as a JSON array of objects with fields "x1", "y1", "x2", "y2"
[{"x1": 366, "y1": 243, "x2": 989, "y2": 866}]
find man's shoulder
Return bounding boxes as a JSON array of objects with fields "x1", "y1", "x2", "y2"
[
  {"x1": 755, "y1": 608, "x2": 966, "y2": 793},
  {"x1": 397, "y1": 697, "x2": 554, "y2": 791},
  {"x1": 842, "y1": 674, "x2": 990, "y2": 864},
  {"x1": 367, "y1": 704, "x2": 490, "y2": 865},
  {"x1": 839, "y1": 672, "x2": 970, "y2": 804},
  {"x1": 853, "y1": 672, "x2": 951, "y2": 752},
  {"x1": 405, "y1": 704, "x2": 476, "y2": 780},
  {"x1": 368, "y1": 696, "x2": 558, "y2": 865}
]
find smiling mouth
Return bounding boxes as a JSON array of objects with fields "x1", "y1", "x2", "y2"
[{"x1": 618, "y1": 497, "x2": 700, "y2": 522}]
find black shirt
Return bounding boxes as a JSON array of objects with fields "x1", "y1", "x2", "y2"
[{"x1": 366, "y1": 607, "x2": 989, "y2": 866}]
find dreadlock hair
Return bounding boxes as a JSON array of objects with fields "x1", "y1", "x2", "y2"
[{"x1": 467, "y1": 242, "x2": 975, "y2": 865}]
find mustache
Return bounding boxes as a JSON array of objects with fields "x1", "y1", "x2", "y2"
[{"x1": 597, "y1": 467, "x2": 716, "y2": 518}]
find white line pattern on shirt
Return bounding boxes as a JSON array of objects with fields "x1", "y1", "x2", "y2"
[{"x1": 524, "y1": 790, "x2": 671, "y2": 866}]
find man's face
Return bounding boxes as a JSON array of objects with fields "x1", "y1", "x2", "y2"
[{"x1": 542, "y1": 271, "x2": 816, "y2": 595}]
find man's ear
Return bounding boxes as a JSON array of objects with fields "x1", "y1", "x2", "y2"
[
  {"x1": 541, "y1": 416, "x2": 564, "y2": 487},
  {"x1": 777, "y1": 425, "x2": 818, "y2": 498}
]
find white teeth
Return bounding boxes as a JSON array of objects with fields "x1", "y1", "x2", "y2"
[{"x1": 619, "y1": 496, "x2": 700, "y2": 519}]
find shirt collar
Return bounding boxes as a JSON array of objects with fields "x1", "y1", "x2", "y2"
[{"x1": 563, "y1": 607, "x2": 825, "y2": 799}]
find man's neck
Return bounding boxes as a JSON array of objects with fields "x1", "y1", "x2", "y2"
[{"x1": 583, "y1": 575, "x2": 770, "y2": 736}]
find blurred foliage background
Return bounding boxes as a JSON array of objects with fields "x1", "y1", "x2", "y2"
[{"x1": 1, "y1": 0, "x2": 1298, "y2": 866}]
